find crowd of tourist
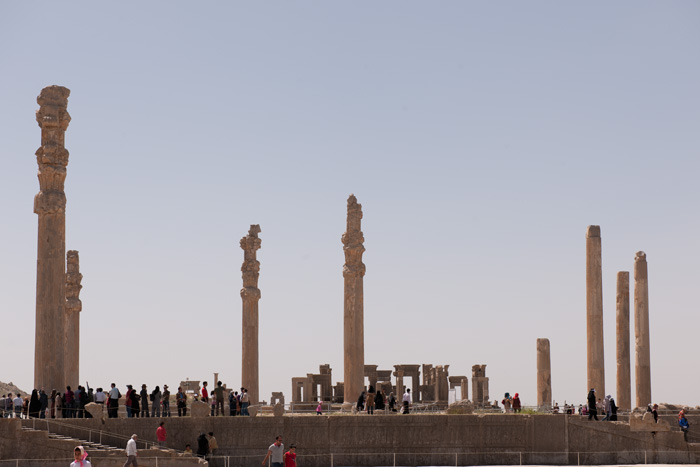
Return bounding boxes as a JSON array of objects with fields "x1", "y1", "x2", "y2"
[{"x1": 0, "y1": 381, "x2": 254, "y2": 419}]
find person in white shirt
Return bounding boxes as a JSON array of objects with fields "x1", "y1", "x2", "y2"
[
  {"x1": 70, "y1": 445, "x2": 92, "y2": 467},
  {"x1": 402, "y1": 388, "x2": 411, "y2": 414},
  {"x1": 13, "y1": 394, "x2": 23, "y2": 418},
  {"x1": 124, "y1": 434, "x2": 138, "y2": 466}
]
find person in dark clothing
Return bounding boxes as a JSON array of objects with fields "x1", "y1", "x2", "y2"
[
  {"x1": 197, "y1": 432, "x2": 209, "y2": 458},
  {"x1": 130, "y1": 389, "x2": 140, "y2": 418},
  {"x1": 375, "y1": 390, "x2": 385, "y2": 411},
  {"x1": 388, "y1": 393, "x2": 397, "y2": 412},
  {"x1": 651, "y1": 404, "x2": 659, "y2": 423},
  {"x1": 356, "y1": 392, "x2": 365, "y2": 412},
  {"x1": 587, "y1": 389, "x2": 598, "y2": 421},
  {"x1": 28, "y1": 390, "x2": 41, "y2": 418},
  {"x1": 609, "y1": 397, "x2": 618, "y2": 421},
  {"x1": 39, "y1": 390, "x2": 48, "y2": 418}
]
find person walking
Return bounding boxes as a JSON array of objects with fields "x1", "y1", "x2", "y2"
[
  {"x1": 156, "y1": 421, "x2": 167, "y2": 447},
  {"x1": 316, "y1": 400, "x2": 323, "y2": 415},
  {"x1": 139, "y1": 385, "x2": 149, "y2": 418},
  {"x1": 587, "y1": 389, "x2": 598, "y2": 421},
  {"x1": 262, "y1": 436, "x2": 284, "y2": 467},
  {"x1": 124, "y1": 434, "x2": 138, "y2": 466},
  {"x1": 284, "y1": 444, "x2": 297, "y2": 467}
]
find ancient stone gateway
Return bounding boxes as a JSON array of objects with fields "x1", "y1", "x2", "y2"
[
  {"x1": 616, "y1": 271, "x2": 631, "y2": 411},
  {"x1": 33, "y1": 85, "x2": 72, "y2": 391},
  {"x1": 634, "y1": 251, "x2": 651, "y2": 408},
  {"x1": 241, "y1": 225, "x2": 262, "y2": 407},
  {"x1": 471, "y1": 365, "x2": 489, "y2": 407},
  {"x1": 586, "y1": 225, "x2": 605, "y2": 396},
  {"x1": 342, "y1": 195, "x2": 365, "y2": 408},
  {"x1": 536, "y1": 338, "x2": 552, "y2": 409},
  {"x1": 64, "y1": 250, "x2": 83, "y2": 387}
]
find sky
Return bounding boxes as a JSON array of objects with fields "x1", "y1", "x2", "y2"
[{"x1": 1, "y1": 2, "x2": 699, "y2": 407}]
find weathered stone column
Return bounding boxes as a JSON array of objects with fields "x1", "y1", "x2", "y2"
[
  {"x1": 64, "y1": 250, "x2": 83, "y2": 387},
  {"x1": 394, "y1": 369, "x2": 404, "y2": 400},
  {"x1": 460, "y1": 378, "x2": 468, "y2": 401},
  {"x1": 586, "y1": 225, "x2": 605, "y2": 396},
  {"x1": 342, "y1": 195, "x2": 365, "y2": 408},
  {"x1": 34, "y1": 86, "x2": 71, "y2": 391},
  {"x1": 240, "y1": 225, "x2": 261, "y2": 407},
  {"x1": 634, "y1": 251, "x2": 651, "y2": 408},
  {"x1": 536, "y1": 338, "x2": 552, "y2": 409},
  {"x1": 616, "y1": 271, "x2": 631, "y2": 411}
]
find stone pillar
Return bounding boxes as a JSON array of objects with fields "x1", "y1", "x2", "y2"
[
  {"x1": 342, "y1": 195, "x2": 365, "y2": 408},
  {"x1": 460, "y1": 378, "x2": 468, "y2": 401},
  {"x1": 586, "y1": 225, "x2": 605, "y2": 396},
  {"x1": 616, "y1": 271, "x2": 631, "y2": 411},
  {"x1": 34, "y1": 86, "x2": 71, "y2": 391},
  {"x1": 634, "y1": 251, "x2": 651, "y2": 408},
  {"x1": 64, "y1": 250, "x2": 83, "y2": 387},
  {"x1": 240, "y1": 225, "x2": 261, "y2": 406},
  {"x1": 536, "y1": 338, "x2": 552, "y2": 409},
  {"x1": 395, "y1": 370, "x2": 404, "y2": 399}
]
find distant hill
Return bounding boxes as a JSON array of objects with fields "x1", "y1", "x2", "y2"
[{"x1": 0, "y1": 381, "x2": 28, "y2": 397}]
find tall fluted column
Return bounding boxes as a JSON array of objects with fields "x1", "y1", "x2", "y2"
[
  {"x1": 536, "y1": 338, "x2": 552, "y2": 409},
  {"x1": 586, "y1": 225, "x2": 605, "y2": 396},
  {"x1": 241, "y1": 225, "x2": 261, "y2": 406},
  {"x1": 65, "y1": 250, "x2": 83, "y2": 387},
  {"x1": 634, "y1": 251, "x2": 651, "y2": 408},
  {"x1": 342, "y1": 195, "x2": 365, "y2": 408},
  {"x1": 616, "y1": 271, "x2": 631, "y2": 411},
  {"x1": 34, "y1": 86, "x2": 71, "y2": 391}
]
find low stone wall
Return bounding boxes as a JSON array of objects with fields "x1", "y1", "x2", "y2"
[{"x1": 3, "y1": 414, "x2": 699, "y2": 466}]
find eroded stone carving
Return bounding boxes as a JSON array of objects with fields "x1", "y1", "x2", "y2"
[
  {"x1": 34, "y1": 86, "x2": 71, "y2": 391},
  {"x1": 65, "y1": 250, "x2": 83, "y2": 387},
  {"x1": 241, "y1": 225, "x2": 261, "y2": 407}
]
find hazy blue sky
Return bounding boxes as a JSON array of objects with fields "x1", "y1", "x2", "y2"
[{"x1": 2, "y1": 2, "x2": 699, "y2": 407}]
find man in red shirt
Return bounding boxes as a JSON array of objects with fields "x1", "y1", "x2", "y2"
[
  {"x1": 156, "y1": 421, "x2": 166, "y2": 447},
  {"x1": 201, "y1": 382, "x2": 209, "y2": 402},
  {"x1": 284, "y1": 444, "x2": 296, "y2": 467}
]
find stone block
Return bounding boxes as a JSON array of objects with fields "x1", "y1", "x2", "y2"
[
  {"x1": 629, "y1": 414, "x2": 670, "y2": 432},
  {"x1": 273, "y1": 403, "x2": 285, "y2": 418},
  {"x1": 190, "y1": 401, "x2": 209, "y2": 418},
  {"x1": 84, "y1": 402, "x2": 103, "y2": 419}
]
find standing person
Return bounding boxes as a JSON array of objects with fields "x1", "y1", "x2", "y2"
[
  {"x1": 54, "y1": 392, "x2": 63, "y2": 419},
  {"x1": 176, "y1": 387, "x2": 187, "y2": 417},
  {"x1": 156, "y1": 421, "x2": 167, "y2": 447},
  {"x1": 201, "y1": 382, "x2": 209, "y2": 403},
  {"x1": 125, "y1": 385, "x2": 134, "y2": 418},
  {"x1": 316, "y1": 400, "x2": 323, "y2": 415},
  {"x1": 388, "y1": 392, "x2": 396, "y2": 412},
  {"x1": 366, "y1": 386, "x2": 376, "y2": 415},
  {"x1": 196, "y1": 433, "x2": 209, "y2": 458},
  {"x1": 28, "y1": 389, "x2": 41, "y2": 418},
  {"x1": 651, "y1": 404, "x2": 659, "y2": 423},
  {"x1": 151, "y1": 386, "x2": 161, "y2": 418},
  {"x1": 229, "y1": 390, "x2": 238, "y2": 416},
  {"x1": 402, "y1": 388, "x2": 411, "y2": 414},
  {"x1": 502, "y1": 393, "x2": 512, "y2": 413},
  {"x1": 130, "y1": 387, "x2": 140, "y2": 418},
  {"x1": 210, "y1": 392, "x2": 216, "y2": 416},
  {"x1": 39, "y1": 389, "x2": 48, "y2": 418},
  {"x1": 162, "y1": 385, "x2": 171, "y2": 417},
  {"x1": 609, "y1": 397, "x2": 618, "y2": 421},
  {"x1": 587, "y1": 389, "x2": 598, "y2": 421},
  {"x1": 208, "y1": 432, "x2": 218, "y2": 463},
  {"x1": 602, "y1": 395, "x2": 612, "y2": 421},
  {"x1": 13, "y1": 393, "x2": 23, "y2": 418},
  {"x1": 375, "y1": 390, "x2": 385, "y2": 412},
  {"x1": 240, "y1": 388, "x2": 250, "y2": 416},
  {"x1": 284, "y1": 444, "x2": 297, "y2": 467},
  {"x1": 214, "y1": 382, "x2": 224, "y2": 416},
  {"x1": 108, "y1": 383, "x2": 120, "y2": 418},
  {"x1": 140, "y1": 385, "x2": 149, "y2": 418},
  {"x1": 356, "y1": 391, "x2": 365, "y2": 412},
  {"x1": 124, "y1": 434, "x2": 138, "y2": 466},
  {"x1": 679, "y1": 410, "x2": 690, "y2": 442},
  {"x1": 64, "y1": 386, "x2": 75, "y2": 418},
  {"x1": 71, "y1": 445, "x2": 91, "y2": 467},
  {"x1": 49, "y1": 390, "x2": 57, "y2": 418},
  {"x1": 512, "y1": 393, "x2": 522, "y2": 413},
  {"x1": 262, "y1": 436, "x2": 284, "y2": 467}
]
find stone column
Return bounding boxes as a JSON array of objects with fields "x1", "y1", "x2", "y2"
[
  {"x1": 634, "y1": 251, "x2": 651, "y2": 408},
  {"x1": 34, "y1": 86, "x2": 71, "y2": 391},
  {"x1": 394, "y1": 370, "x2": 404, "y2": 399},
  {"x1": 64, "y1": 250, "x2": 83, "y2": 387},
  {"x1": 342, "y1": 195, "x2": 365, "y2": 408},
  {"x1": 240, "y1": 225, "x2": 261, "y2": 407},
  {"x1": 460, "y1": 378, "x2": 468, "y2": 401},
  {"x1": 536, "y1": 338, "x2": 552, "y2": 409},
  {"x1": 616, "y1": 271, "x2": 631, "y2": 411},
  {"x1": 586, "y1": 225, "x2": 605, "y2": 396}
]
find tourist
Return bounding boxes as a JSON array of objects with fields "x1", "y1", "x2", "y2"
[
  {"x1": 176, "y1": 387, "x2": 187, "y2": 417},
  {"x1": 609, "y1": 397, "x2": 618, "y2": 421},
  {"x1": 587, "y1": 389, "x2": 598, "y2": 421},
  {"x1": 552, "y1": 402, "x2": 559, "y2": 414},
  {"x1": 210, "y1": 392, "x2": 217, "y2": 416},
  {"x1": 54, "y1": 391, "x2": 63, "y2": 418},
  {"x1": 241, "y1": 388, "x2": 250, "y2": 416},
  {"x1": 208, "y1": 432, "x2": 218, "y2": 461},
  {"x1": 602, "y1": 395, "x2": 612, "y2": 421},
  {"x1": 124, "y1": 434, "x2": 138, "y2": 466},
  {"x1": 0, "y1": 394, "x2": 6, "y2": 418},
  {"x1": 65, "y1": 386, "x2": 75, "y2": 418},
  {"x1": 130, "y1": 387, "x2": 140, "y2": 418},
  {"x1": 151, "y1": 386, "x2": 161, "y2": 418},
  {"x1": 125, "y1": 385, "x2": 134, "y2": 418},
  {"x1": 388, "y1": 392, "x2": 397, "y2": 412},
  {"x1": 139, "y1": 385, "x2": 149, "y2": 417},
  {"x1": 162, "y1": 385, "x2": 171, "y2": 417},
  {"x1": 28, "y1": 389, "x2": 41, "y2": 418},
  {"x1": 679, "y1": 410, "x2": 690, "y2": 442},
  {"x1": 2, "y1": 394, "x2": 11, "y2": 418},
  {"x1": 184, "y1": 444, "x2": 193, "y2": 454},
  {"x1": 375, "y1": 390, "x2": 385, "y2": 412},
  {"x1": 39, "y1": 389, "x2": 48, "y2": 418},
  {"x1": 356, "y1": 391, "x2": 365, "y2": 412},
  {"x1": 402, "y1": 388, "x2": 411, "y2": 414},
  {"x1": 229, "y1": 390, "x2": 238, "y2": 416},
  {"x1": 596, "y1": 398, "x2": 604, "y2": 416},
  {"x1": 366, "y1": 386, "x2": 376, "y2": 415},
  {"x1": 71, "y1": 445, "x2": 91, "y2": 467},
  {"x1": 201, "y1": 382, "x2": 209, "y2": 402},
  {"x1": 502, "y1": 393, "x2": 512, "y2": 413},
  {"x1": 651, "y1": 403, "x2": 659, "y2": 423},
  {"x1": 284, "y1": 444, "x2": 297, "y2": 467},
  {"x1": 214, "y1": 382, "x2": 224, "y2": 416},
  {"x1": 512, "y1": 393, "x2": 522, "y2": 413},
  {"x1": 94, "y1": 388, "x2": 105, "y2": 406},
  {"x1": 108, "y1": 383, "x2": 120, "y2": 418},
  {"x1": 75, "y1": 386, "x2": 84, "y2": 418},
  {"x1": 156, "y1": 421, "x2": 167, "y2": 447},
  {"x1": 13, "y1": 393, "x2": 23, "y2": 418},
  {"x1": 262, "y1": 435, "x2": 284, "y2": 467},
  {"x1": 316, "y1": 400, "x2": 323, "y2": 415},
  {"x1": 196, "y1": 432, "x2": 209, "y2": 458}
]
